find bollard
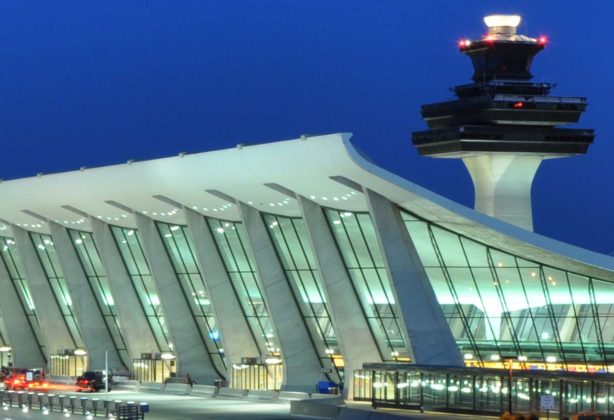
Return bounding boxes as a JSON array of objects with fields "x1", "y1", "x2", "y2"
[
  {"x1": 114, "y1": 399, "x2": 122, "y2": 417},
  {"x1": 48, "y1": 393, "x2": 56, "y2": 411},
  {"x1": 17, "y1": 390, "x2": 24, "y2": 407},
  {"x1": 59, "y1": 394, "x2": 65, "y2": 412},
  {"x1": 69, "y1": 395, "x2": 76, "y2": 413},
  {"x1": 38, "y1": 393, "x2": 45, "y2": 410},
  {"x1": 139, "y1": 402, "x2": 149, "y2": 419},
  {"x1": 92, "y1": 398, "x2": 99, "y2": 416},
  {"x1": 27, "y1": 391, "x2": 34, "y2": 408},
  {"x1": 103, "y1": 399, "x2": 109, "y2": 417},
  {"x1": 80, "y1": 397, "x2": 88, "y2": 415}
]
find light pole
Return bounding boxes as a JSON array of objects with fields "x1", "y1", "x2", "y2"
[{"x1": 503, "y1": 355, "x2": 519, "y2": 415}]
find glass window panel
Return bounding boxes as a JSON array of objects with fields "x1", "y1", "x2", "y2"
[
  {"x1": 110, "y1": 226, "x2": 171, "y2": 352},
  {"x1": 29, "y1": 232, "x2": 84, "y2": 348},
  {"x1": 0, "y1": 236, "x2": 44, "y2": 353},
  {"x1": 399, "y1": 207, "x2": 614, "y2": 371},
  {"x1": 68, "y1": 229, "x2": 128, "y2": 360},
  {"x1": 324, "y1": 209, "x2": 407, "y2": 361},
  {"x1": 431, "y1": 226, "x2": 468, "y2": 267},
  {"x1": 155, "y1": 221, "x2": 225, "y2": 374},
  {"x1": 207, "y1": 218, "x2": 278, "y2": 354},
  {"x1": 263, "y1": 213, "x2": 340, "y2": 380}
]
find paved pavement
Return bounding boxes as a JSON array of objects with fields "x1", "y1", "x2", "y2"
[{"x1": 0, "y1": 390, "x2": 502, "y2": 420}]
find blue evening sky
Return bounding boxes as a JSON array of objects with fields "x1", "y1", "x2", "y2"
[{"x1": 0, "y1": 1, "x2": 611, "y2": 253}]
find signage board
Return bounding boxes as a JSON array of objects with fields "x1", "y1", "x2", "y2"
[{"x1": 540, "y1": 395, "x2": 555, "y2": 410}]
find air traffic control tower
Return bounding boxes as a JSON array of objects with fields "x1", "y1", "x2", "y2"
[{"x1": 412, "y1": 15, "x2": 594, "y2": 231}]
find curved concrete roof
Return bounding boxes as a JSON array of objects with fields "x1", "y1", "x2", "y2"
[{"x1": 0, "y1": 132, "x2": 612, "y2": 281}]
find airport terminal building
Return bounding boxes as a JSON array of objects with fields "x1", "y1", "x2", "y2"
[
  {"x1": 0, "y1": 132, "x2": 612, "y2": 390},
  {"x1": 0, "y1": 15, "x2": 611, "y2": 407}
]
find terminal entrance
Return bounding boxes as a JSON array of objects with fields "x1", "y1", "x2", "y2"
[
  {"x1": 231, "y1": 358, "x2": 282, "y2": 390},
  {"x1": 132, "y1": 357, "x2": 175, "y2": 383},
  {"x1": 49, "y1": 353, "x2": 87, "y2": 377}
]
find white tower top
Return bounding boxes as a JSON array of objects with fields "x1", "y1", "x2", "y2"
[{"x1": 484, "y1": 14, "x2": 521, "y2": 36}]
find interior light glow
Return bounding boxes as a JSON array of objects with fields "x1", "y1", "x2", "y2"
[
  {"x1": 484, "y1": 15, "x2": 521, "y2": 29},
  {"x1": 513, "y1": 102, "x2": 524, "y2": 108},
  {"x1": 546, "y1": 355, "x2": 557, "y2": 363},
  {"x1": 490, "y1": 354, "x2": 500, "y2": 361},
  {"x1": 160, "y1": 352, "x2": 175, "y2": 360},
  {"x1": 74, "y1": 349, "x2": 87, "y2": 356}
]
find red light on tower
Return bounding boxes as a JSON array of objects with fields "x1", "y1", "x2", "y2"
[
  {"x1": 538, "y1": 36, "x2": 548, "y2": 45},
  {"x1": 458, "y1": 39, "x2": 471, "y2": 49}
]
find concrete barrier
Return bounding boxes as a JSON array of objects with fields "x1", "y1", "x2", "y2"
[
  {"x1": 190, "y1": 384, "x2": 218, "y2": 398},
  {"x1": 217, "y1": 387, "x2": 248, "y2": 398},
  {"x1": 48, "y1": 376, "x2": 75, "y2": 385},
  {"x1": 337, "y1": 407, "x2": 407, "y2": 420},
  {"x1": 311, "y1": 393, "x2": 343, "y2": 400},
  {"x1": 278, "y1": 391, "x2": 310, "y2": 401},
  {"x1": 290, "y1": 398, "x2": 342, "y2": 418},
  {"x1": 246, "y1": 389, "x2": 278, "y2": 401},
  {"x1": 138, "y1": 382, "x2": 164, "y2": 392},
  {"x1": 114, "y1": 380, "x2": 139, "y2": 390},
  {"x1": 164, "y1": 383, "x2": 192, "y2": 395}
]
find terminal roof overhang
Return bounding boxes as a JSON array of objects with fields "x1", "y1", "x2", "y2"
[{"x1": 1, "y1": 132, "x2": 613, "y2": 281}]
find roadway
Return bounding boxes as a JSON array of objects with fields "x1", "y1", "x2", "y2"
[{"x1": 0, "y1": 389, "x2": 501, "y2": 420}]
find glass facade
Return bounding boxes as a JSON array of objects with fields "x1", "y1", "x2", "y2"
[
  {"x1": 0, "y1": 236, "x2": 45, "y2": 356},
  {"x1": 110, "y1": 226, "x2": 171, "y2": 352},
  {"x1": 401, "y1": 210, "x2": 614, "y2": 373},
  {"x1": 67, "y1": 229, "x2": 129, "y2": 368},
  {"x1": 324, "y1": 209, "x2": 408, "y2": 361},
  {"x1": 30, "y1": 233, "x2": 83, "y2": 349},
  {"x1": 263, "y1": 213, "x2": 343, "y2": 382},
  {"x1": 206, "y1": 218, "x2": 278, "y2": 356},
  {"x1": 356, "y1": 365, "x2": 614, "y2": 418},
  {"x1": 156, "y1": 222, "x2": 226, "y2": 376}
]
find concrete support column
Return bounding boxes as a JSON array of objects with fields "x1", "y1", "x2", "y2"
[
  {"x1": 558, "y1": 305, "x2": 579, "y2": 342},
  {"x1": 238, "y1": 202, "x2": 323, "y2": 392},
  {"x1": 89, "y1": 217, "x2": 159, "y2": 361},
  {"x1": 297, "y1": 196, "x2": 381, "y2": 398},
  {"x1": 49, "y1": 222, "x2": 125, "y2": 371},
  {"x1": 365, "y1": 189, "x2": 463, "y2": 366},
  {"x1": 134, "y1": 213, "x2": 221, "y2": 385},
  {"x1": 184, "y1": 208, "x2": 259, "y2": 384},
  {"x1": 0, "y1": 252, "x2": 46, "y2": 367},
  {"x1": 463, "y1": 154, "x2": 543, "y2": 231},
  {"x1": 10, "y1": 225, "x2": 74, "y2": 357}
]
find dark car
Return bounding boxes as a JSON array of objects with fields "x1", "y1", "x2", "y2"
[{"x1": 76, "y1": 371, "x2": 112, "y2": 392}]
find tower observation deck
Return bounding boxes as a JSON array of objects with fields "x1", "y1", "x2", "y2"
[{"x1": 411, "y1": 15, "x2": 594, "y2": 230}]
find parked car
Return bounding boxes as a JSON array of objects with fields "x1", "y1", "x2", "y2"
[{"x1": 76, "y1": 371, "x2": 112, "y2": 392}]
